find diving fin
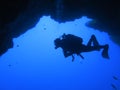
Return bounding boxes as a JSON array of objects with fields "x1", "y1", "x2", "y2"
[{"x1": 102, "y1": 44, "x2": 109, "y2": 59}]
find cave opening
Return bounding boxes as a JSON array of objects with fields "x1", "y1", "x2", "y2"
[{"x1": 0, "y1": 16, "x2": 120, "y2": 90}]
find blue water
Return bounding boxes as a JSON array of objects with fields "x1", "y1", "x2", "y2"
[{"x1": 0, "y1": 16, "x2": 120, "y2": 90}]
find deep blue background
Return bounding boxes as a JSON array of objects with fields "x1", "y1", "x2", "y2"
[{"x1": 0, "y1": 16, "x2": 120, "y2": 90}]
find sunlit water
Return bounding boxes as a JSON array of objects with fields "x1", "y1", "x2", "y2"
[{"x1": 0, "y1": 16, "x2": 120, "y2": 90}]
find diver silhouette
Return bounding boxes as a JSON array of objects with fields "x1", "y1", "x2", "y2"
[{"x1": 54, "y1": 33, "x2": 109, "y2": 62}]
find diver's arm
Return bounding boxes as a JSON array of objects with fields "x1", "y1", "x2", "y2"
[
  {"x1": 79, "y1": 54, "x2": 84, "y2": 59},
  {"x1": 72, "y1": 55, "x2": 75, "y2": 62},
  {"x1": 63, "y1": 50, "x2": 72, "y2": 57}
]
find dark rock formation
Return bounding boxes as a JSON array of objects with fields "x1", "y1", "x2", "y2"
[{"x1": 0, "y1": 0, "x2": 120, "y2": 56}]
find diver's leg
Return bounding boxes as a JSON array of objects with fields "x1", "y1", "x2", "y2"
[
  {"x1": 102, "y1": 44, "x2": 109, "y2": 59},
  {"x1": 90, "y1": 35, "x2": 109, "y2": 56},
  {"x1": 92, "y1": 35, "x2": 100, "y2": 46},
  {"x1": 83, "y1": 45, "x2": 105, "y2": 52},
  {"x1": 87, "y1": 35, "x2": 101, "y2": 51},
  {"x1": 83, "y1": 44, "x2": 109, "y2": 59},
  {"x1": 85, "y1": 35, "x2": 109, "y2": 59},
  {"x1": 87, "y1": 35, "x2": 99, "y2": 46}
]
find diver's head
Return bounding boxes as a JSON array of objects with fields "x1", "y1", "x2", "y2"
[{"x1": 54, "y1": 38, "x2": 61, "y2": 49}]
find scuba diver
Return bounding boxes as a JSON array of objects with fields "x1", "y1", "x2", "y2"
[{"x1": 54, "y1": 33, "x2": 109, "y2": 62}]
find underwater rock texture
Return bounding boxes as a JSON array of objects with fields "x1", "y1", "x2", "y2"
[{"x1": 0, "y1": 0, "x2": 120, "y2": 55}]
